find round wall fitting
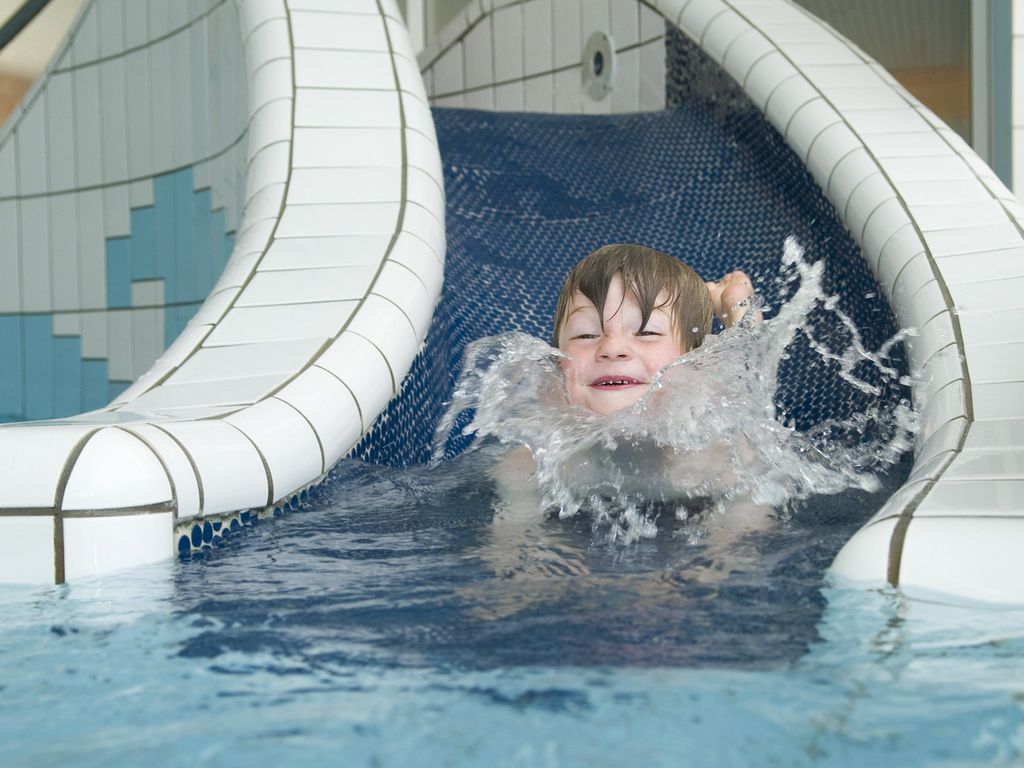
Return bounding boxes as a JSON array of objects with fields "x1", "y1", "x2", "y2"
[{"x1": 582, "y1": 31, "x2": 614, "y2": 101}]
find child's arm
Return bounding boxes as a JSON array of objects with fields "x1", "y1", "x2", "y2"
[{"x1": 705, "y1": 270, "x2": 761, "y2": 327}]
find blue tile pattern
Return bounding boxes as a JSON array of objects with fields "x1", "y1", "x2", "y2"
[
  {"x1": 353, "y1": 26, "x2": 910, "y2": 466},
  {"x1": 0, "y1": 167, "x2": 235, "y2": 423}
]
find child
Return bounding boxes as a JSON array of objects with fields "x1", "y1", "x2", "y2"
[{"x1": 553, "y1": 243, "x2": 756, "y2": 415}]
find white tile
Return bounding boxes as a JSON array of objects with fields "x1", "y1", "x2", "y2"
[
  {"x1": 679, "y1": 0, "x2": 729, "y2": 42},
  {"x1": 19, "y1": 198, "x2": 52, "y2": 312},
  {"x1": 242, "y1": 181, "x2": 286, "y2": 225},
  {"x1": 72, "y1": 68, "x2": 103, "y2": 189},
  {"x1": 898, "y1": 282, "x2": 947, "y2": 344},
  {"x1": 70, "y1": 1, "x2": 101, "y2": 66},
  {"x1": 638, "y1": 38, "x2": 664, "y2": 111},
  {"x1": 915, "y1": 378, "x2": 966, "y2": 439},
  {"x1": 432, "y1": 42, "x2": 464, "y2": 96},
  {"x1": 49, "y1": 195, "x2": 79, "y2": 312},
  {"x1": 924, "y1": 224, "x2": 1023, "y2": 260},
  {"x1": 400, "y1": 201, "x2": 444, "y2": 254},
  {"x1": 62, "y1": 428, "x2": 172, "y2": 511},
  {"x1": 495, "y1": 82, "x2": 525, "y2": 111},
  {"x1": 843, "y1": 174, "x2": 892, "y2": 237},
  {"x1": 465, "y1": 86, "x2": 495, "y2": 110},
  {"x1": 295, "y1": 88, "x2": 402, "y2": 129},
  {"x1": 226, "y1": 398, "x2": 324, "y2": 496},
  {"x1": 862, "y1": 198, "x2": 911, "y2": 269},
  {"x1": 784, "y1": 97, "x2": 839, "y2": 162},
  {"x1": 126, "y1": 373, "x2": 287, "y2": 412},
  {"x1": 406, "y1": 129, "x2": 444, "y2": 186},
  {"x1": 639, "y1": 0, "x2": 665, "y2": 38},
  {"x1": 610, "y1": 0, "x2": 639, "y2": 48},
  {"x1": 908, "y1": 449, "x2": 955, "y2": 485},
  {"x1": 894, "y1": 179, "x2": 993, "y2": 207},
  {"x1": 403, "y1": 93, "x2": 437, "y2": 142},
  {"x1": 949, "y1": 276, "x2": 1024, "y2": 313},
  {"x1": 810, "y1": 126, "x2": 862, "y2": 198},
  {"x1": 909, "y1": 310, "x2": 957, "y2": 366},
  {"x1": 963, "y1": 419, "x2": 1024, "y2": 451},
  {"x1": 829, "y1": 516, "x2": 896, "y2": 587},
  {"x1": 752, "y1": 19, "x2": 833, "y2": 45},
  {"x1": 204, "y1": 301, "x2": 357, "y2": 346},
  {"x1": 580, "y1": 0, "x2": 610, "y2": 39},
  {"x1": 843, "y1": 108, "x2": 932, "y2": 135},
  {"x1": 959, "y1": 308, "x2": 1024, "y2": 349},
  {"x1": 826, "y1": 149, "x2": 879, "y2": 219},
  {"x1": 916, "y1": 333, "x2": 963, "y2": 396},
  {"x1": 862, "y1": 131, "x2": 950, "y2": 159},
  {"x1": 248, "y1": 57, "x2": 292, "y2": 117},
  {"x1": 288, "y1": 0, "x2": 376, "y2": 13},
  {"x1": 610, "y1": 45, "x2": 639, "y2": 114},
  {"x1": 127, "y1": 423, "x2": 202, "y2": 519},
  {"x1": 247, "y1": 142, "x2": 290, "y2": 193},
  {"x1": 260, "y1": 234, "x2": 391, "y2": 270},
  {"x1": 798, "y1": 63, "x2": 885, "y2": 90},
  {"x1": 463, "y1": 13, "x2": 493, "y2": 91},
  {"x1": 433, "y1": 93, "x2": 466, "y2": 108},
  {"x1": 744, "y1": 52, "x2": 798, "y2": 111},
  {"x1": 0, "y1": 201, "x2": 20, "y2": 312},
  {"x1": 159, "y1": 421, "x2": 270, "y2": 514},
  {"x1": 395, "y1": 55, "x2": 426, "y2": 97},
  {"x1": 148, "y1": 38, "x2": 175, "y2": 174},
  {"x1": 972, "y1": 380, "x2": 1024, "y2": 418},
  {"x1": 524, "y1": 73, "x2": 554, "y2": 112},
  {"x1": 114, "y1": 324, "x2": 208, "y2": 401},
  {"x1": 899, "y1": 516, "x2": 1024, "y2": 604},
  {"x1": 493, "y1": 3, "x2": 524, "y2": 83},
  {"x1": 277, "y1": 202, "x2": 401, "y2": 238},
  {"x1": 344, "y1": 294, "x2": 419, "y2": 385},
  {"x1": 372, "y1": 260, "x2": 432, "y2": 338},
  {"x1": 124, "y1": 49, "x2": 152, "y2": 179},
  {"x1": 0, "y1": 424, "x2": 96, "y2": 507},
  {"x1": 883, "y1": 155, "x2": 974, "y2": 183},
  {"x1": 0, "y1": 138, "x2": 14, "y2": 198},
  {"x1": 315, "y1": 330, "x2": 395, "y2": 420},
  {"x1": 523, "y1": 0, "x2": 553, "y2": 76},
  {"x1": 784, "y1": 41, "x2": 862, "y2": 67},
  {"x1": 287, "y1": 167, "x2": 402, "y2": 205},
  {"x1": 914, "y1": 478, "x2": 1024, "y2": 517},
  {"x1": 915, "y1": 201, "x2": 1010, "y2": 232},
  {"x1": 292, "y1": 127, "x2": 402, "y2": 168},
  {"x1": 407, "y1": 165, "x2": 445, "y2": 216},
  {"x1": 0, "y1": 517, "x2": 56, "y2": 584},
  {"x1": 914, "y1": 414, "x2": 967, "y2": 468},
  {"x1": 16, "y1": 98, "x2": 47, "y2": 196},
  {"x1": 943, "y1": 450, "x2": 1024, "y2": 481},
  {"x1": 720, "y1": 28, "x2": 773, "y2": 87},
  {"x1": 274, "y1": 366, "x2": 363, "y2": 468},
  {"x1": 97, "y1": 0, "x2": 126, "y2": 59},
  {"x1": 238, "y1": 265, "x2": 377, "y2": 306},
  {"x1": 701, "y1": 10, "x2": 748, "y2": 64},
  {"x1": 247, "y1": 99, "x2": 292, "y2": 156},
  {"x1": 388, "y1": 232, "x2": 444, "y2": 299},
  {"x1": 935, "y1": 247, "x2": 1024, "y2": 286},
  {"x1": 826, "y1": 86, "x2": 910, "y2": 111},
  {"x1": 294, "y1": 49, "x2": 395, "y2": 89},
  {"x1": 553, "y1": 0, "x2": 583, "y2": 68},
  {"x1": 166, "y1": 338, "x2": 325, "y2": 385},
  {"x1": 291, "y1": 10, "x2": 389, "y2": 51},
  {"x1": 45, "y1": 74, "x2": 75, "y2": 192}
]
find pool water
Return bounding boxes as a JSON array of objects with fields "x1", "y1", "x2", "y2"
[{"x1": 3, "y1": 451, "x2": 1023, "y2": 767}]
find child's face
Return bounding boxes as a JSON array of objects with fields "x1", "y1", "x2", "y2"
[{"x1": 558, "y1": 274, "x2": 685, "y2": 415}]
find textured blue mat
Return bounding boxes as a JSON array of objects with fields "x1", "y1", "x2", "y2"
[{"x1": 355, "y1": 29, "x2": 907, "y2": 466}]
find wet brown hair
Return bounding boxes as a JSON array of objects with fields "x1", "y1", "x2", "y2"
[{"x1": 552, "y1": 244, "x2": 713, "y2": 350}]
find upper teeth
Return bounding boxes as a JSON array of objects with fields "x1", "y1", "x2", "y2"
[{"x1": 601, "y1": 380, "x2": 629, "y2": 385}]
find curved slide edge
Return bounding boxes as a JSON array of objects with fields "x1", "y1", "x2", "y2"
[
  {"x1": 420, "y1": 0, "x2": 1024, "y2": 604},
  {"x1": 0, "y1": 0, "x2": 444, "y2": 584}
]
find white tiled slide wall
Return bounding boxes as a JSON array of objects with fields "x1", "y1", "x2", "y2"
[
  {"x1": 421, "y1": 0, "x2": 1024, "y2": 603},
  {"x1": 0, "y1": 0, "x2": 444, "y2": 584}
]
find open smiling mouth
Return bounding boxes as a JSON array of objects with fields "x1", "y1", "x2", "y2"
[{"x1": 590, "y1": 376, "x2": 645, "y2": 388}]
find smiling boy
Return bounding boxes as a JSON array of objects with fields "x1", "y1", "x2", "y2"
[{"x1": 553, "y1": 243, "x2": 756, "y2": 414}]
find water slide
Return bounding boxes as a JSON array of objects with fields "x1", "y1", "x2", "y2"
[{"x1": 0, "y1": 0, "x2": 1021, "y2": 605}]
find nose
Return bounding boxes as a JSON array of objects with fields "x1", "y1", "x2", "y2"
[{"x1": 597, "y1": 331, "x2": 631, "y2": 360}]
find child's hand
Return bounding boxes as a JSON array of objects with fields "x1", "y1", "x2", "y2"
[{"x1": 706, "y1": 271, "x2": 761, "y2": 328}]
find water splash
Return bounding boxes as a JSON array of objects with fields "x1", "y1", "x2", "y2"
[{"x1": 433, "y1": 238, "x2": 916, "y2": 542}]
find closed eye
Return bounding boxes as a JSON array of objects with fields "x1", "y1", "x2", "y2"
[
  {"x1": 571, "y1": 333, "x2": 599, "y2": 340},
  {"x1": 638, "y1": 330, "x2": 663, "y2": 337}
]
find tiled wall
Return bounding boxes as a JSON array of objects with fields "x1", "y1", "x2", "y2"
[
  {"x1": 419, "y1": 0, "x2": 667, "y2": 114},
  {"x1": 0, "y1": 0, "x2": 247, "y2": 422},
  {"x1": 1014, "y1": 0, "x2": 1023, "y2": 195}
]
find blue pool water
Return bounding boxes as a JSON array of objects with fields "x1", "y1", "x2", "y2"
[{"x1": 2, "y1": 451, "x2": 1023, "y2": 766}]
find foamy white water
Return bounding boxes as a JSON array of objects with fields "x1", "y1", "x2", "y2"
[{"x1": 433, "y1": 238, "x2": 916, "y2": 540}]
